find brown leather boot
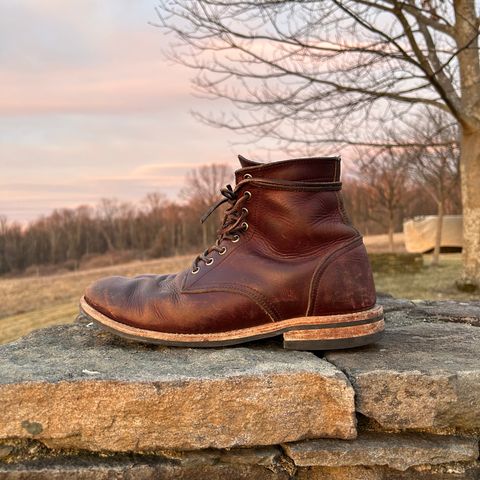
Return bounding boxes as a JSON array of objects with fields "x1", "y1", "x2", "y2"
[{"x1": 80, "y1": 156, "x2": 384, "y2": 350}]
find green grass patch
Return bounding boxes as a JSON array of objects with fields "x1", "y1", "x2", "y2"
[{"x1": 374, "y1": 253, "x2": 479, "y2": 301}]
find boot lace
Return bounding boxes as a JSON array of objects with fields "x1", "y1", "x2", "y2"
[{"x1": 191, "y1": 185, "x2": 251, "y2": 274}]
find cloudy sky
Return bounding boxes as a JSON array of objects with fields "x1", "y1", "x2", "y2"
[{"x1": 0, "y1": 0, "x2": 276, "y2": 222}]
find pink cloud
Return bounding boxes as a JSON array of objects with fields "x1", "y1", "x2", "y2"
[
  {"x1": 0, "y1": 25, "x2": 194, "y2": 115},
  {"x1": 0, "y1": 64, "x2": 191, "y2": 115}
]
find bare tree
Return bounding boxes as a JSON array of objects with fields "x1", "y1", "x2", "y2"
[
  {"x1": 181, "y1": 163, "x2": 232, "y2": 246},
  {"x1": 409, "y1": 109, "x2": 460, "y2": 266},
  {"x1": 155, "y1": 0, "x2": 480, "y2": 289},
  {"x1": 358, "y1": 150, "x2": 412, "y2": 252},
  {"x1": 181, "y1": 163, "x2": 232, "y2": 204}
]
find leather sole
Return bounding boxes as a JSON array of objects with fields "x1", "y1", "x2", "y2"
[{"x1": 80, "y1": 297, "x2": 384, "y2": 351}]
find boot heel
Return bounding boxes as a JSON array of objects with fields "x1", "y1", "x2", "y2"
[{"x1": 283, "y1": 317, "x2": 384, "y2": 351}]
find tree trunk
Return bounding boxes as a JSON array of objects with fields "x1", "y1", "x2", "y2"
[
  {"x1": 458, "y1": 128, "x2": 480, "y2": 290},
  {"x1": 100, "y1": 229, "x2": 114, "y2": 252},
  {"x1": 432, "y1": 200, "x2": 444, "y2": 267},
  {"x1": 181, "y1": 218, "x2": 186, "y2": 252},
  {"x1": 388, "y1": 211, "x2": 395, "y2": 253}
]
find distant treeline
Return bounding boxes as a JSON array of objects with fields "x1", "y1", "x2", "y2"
[
  {"x1": 0, "y1": 164, "x2": 232, "y2": 276},
  {"x1": 0, "y1": 197, "x2": 213, "y2": 275},
  {"x1": 0, "y1": 158, "x2": 461, "y2": 276}
]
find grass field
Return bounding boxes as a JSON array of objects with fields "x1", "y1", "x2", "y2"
[
  {"x1": 374, "y1": 253, "x2": 479, "y2": 301},
  {"x1": 0, "y1": 246, "x2": 478, "y2": 345}
]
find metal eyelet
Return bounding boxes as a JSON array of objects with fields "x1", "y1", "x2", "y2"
[
  {"x1": 242, "y1": 207, "x2": 249, "y2": 215},
  {"x1": 244, "y1": 191, "x2": 252, "y2": 200},
  {"x1": 231, "y1": 235, "x2": 240, "y2": 243},
  {"x1": 192, "y1": 267, "x2": 200, "y2": 274},
  {"x1": 244, "y1": 173, "x2": 252, "y2": 179},
  {"x1": 219, "y1": 246, "x2": 227, "y2": 255},
  {"x1": 206, "y1": 257, "x2": 214, "y2": 265},
  {"x1": 242, "y1": 222, "x2": 249, "y2": 231}
]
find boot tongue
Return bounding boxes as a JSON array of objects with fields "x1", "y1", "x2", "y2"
[
  {"x1": 235, "y1": 155, "x2": 341, "y2": 183},
  {"x1": 238, "y1": 155, "x2": 260, "y2": 168}
]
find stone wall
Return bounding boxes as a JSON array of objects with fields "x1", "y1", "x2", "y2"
[{"x1": 0, "y1": 295, "x2": 479, "y2": 479}]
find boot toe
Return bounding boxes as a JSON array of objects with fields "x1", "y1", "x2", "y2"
[
  {"x1": 84, "y1": 275, "x2": 133, "y2": 322},
  {"x1": 83, "y1": 274, "x2": 177, "y2": 330}
]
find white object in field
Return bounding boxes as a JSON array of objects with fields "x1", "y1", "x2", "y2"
[{"x1": 403, "y1": 215, "x2": 463, "y2": 253}]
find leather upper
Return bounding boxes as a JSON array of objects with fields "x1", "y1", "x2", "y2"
[{"x1": 84, "y1": 156, "x2": 376, "y2": 334}]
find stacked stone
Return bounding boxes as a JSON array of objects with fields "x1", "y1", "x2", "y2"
[{"x1": 0, "y1": 295, "x2": 479, "y2": 479}]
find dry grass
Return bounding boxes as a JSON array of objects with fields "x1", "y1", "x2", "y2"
[
  {"x1": 0, "y1": 245, "x2": 478, "y2": 345},
  {"x1": 0, "y1": 303, "x2": 80, "y2": 345}
]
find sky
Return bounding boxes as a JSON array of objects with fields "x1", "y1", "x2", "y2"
[{"x1": 0, "y1": 0, "x2": 274, "y2": 222}]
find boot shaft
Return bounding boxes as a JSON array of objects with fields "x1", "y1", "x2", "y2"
[
  {"x1": 232, "y1": 178, "x2": 356, "y2": 256},
  {"x1": 234, "y1": 156, "x2": 355, "y2": 256},
  {"x1": 183, "y1": 156, "x2": 376, "y2": 318}
]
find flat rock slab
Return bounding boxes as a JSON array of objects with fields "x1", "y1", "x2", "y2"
[
  {"x1": 376, "y1": 294, "x2": 416, "y2": 313},
  {"x1": 0, "y1": 323, "x2": 356, "y2": 452},
  {"x1": 0, "y1": 457, "x2": 289, "y2": 480},
  {"x1": 283, "y1": 432, "x2": 479, "y2": 471},
  {"x1": 326, "y1": 312, "x2": 480, "y2": 433},
  {"x1": 0, "y1": 446, "x2": 290, "y2": 480},
  {"x1": 410, "y1": 300, "x2": 480, "y2": 326},
  {"x1": 296, "y1": 463, "x2": 480, "y2": 480}
]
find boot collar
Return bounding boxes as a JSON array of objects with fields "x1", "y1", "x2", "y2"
[{"x1": 235, "y1": 155, "x2": 341, "y2": 184}]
